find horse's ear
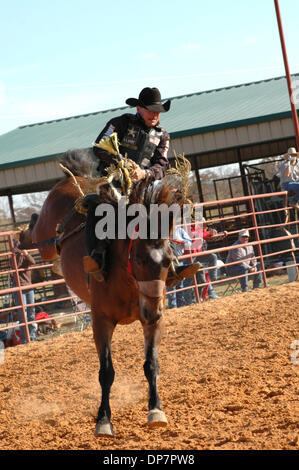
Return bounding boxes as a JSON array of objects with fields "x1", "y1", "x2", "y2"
[{"x1": 29, "y1": 213, "x2": 39, "y2": 230}]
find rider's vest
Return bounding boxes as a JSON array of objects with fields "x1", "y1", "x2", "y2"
[{"x1": 118, "y1": 115, "x2": 164, "y2": 169}]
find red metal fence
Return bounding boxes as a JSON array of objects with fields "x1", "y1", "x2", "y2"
[
  {"x1": 0, "y1": 231, "x2": 90, "y2": 344},
  {"x1": 167, "y1": 190, "x2": 298, "y2": 301},
  {"x1": 0, "y1": 190, "x2": 298, "y2": 344}
]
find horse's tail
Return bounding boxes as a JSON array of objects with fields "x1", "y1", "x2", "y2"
[{"x1": 59, "y1": 148, "x2": 97, "y2": 178}]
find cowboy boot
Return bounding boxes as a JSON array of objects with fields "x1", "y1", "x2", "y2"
[
  {"x1": 83, "y1": 243, "x2": 107, "y2": 282},
  {"x1": 166, "y1": 240, "x2": 201, "y2": 287},
  {"x1": 166, "y1": 261, "x2": 201, "y2": 288},
  {"x1": 82, "y1": 193, "x2": 107, "y2": 282}
]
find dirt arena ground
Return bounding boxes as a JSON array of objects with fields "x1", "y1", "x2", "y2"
[{"x1": 0, "y1": 283, "x2": 298, "y2": 451}]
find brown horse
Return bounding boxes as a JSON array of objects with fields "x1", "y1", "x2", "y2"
[{"x1": 26, "y1": 149, "x2": 186, "y2": 436}]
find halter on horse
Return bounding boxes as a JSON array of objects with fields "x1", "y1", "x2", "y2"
[{"x1": 26, "y1": 148, "x2": 190, "y2": 436}]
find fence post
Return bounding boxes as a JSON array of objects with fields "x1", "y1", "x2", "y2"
[
  {"x1": 8, "y1": 234, "x2": 31, "y2": 343},
  {"x1": 183, "y1": 217, "x2": 201, "y2": 304},
  {"x1": 248, "y1": 197, "x2": 268, "y2": 287},
  {"x1": 192, "y1": 271, "x2": 201, "y2": 304}
]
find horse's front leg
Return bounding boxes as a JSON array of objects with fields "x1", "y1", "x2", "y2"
[
  {"x1": 142, "y1": 317, "x2": 168, "y2": 427},
  {"x1": 93, "y1": 314, "x2": 116, "y2": 437}
]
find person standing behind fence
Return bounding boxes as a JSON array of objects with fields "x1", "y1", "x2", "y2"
[
  {"x1": 167, "y1": 226, "x2": 194, "y2": 309},
  {"x1": 185, "y1": 217, "x2": 227, "y2": 300},
  {"x1": 225, "y1": 230, "x2": 262, "y2": 293},
  {"x1": 279, "y1": 147, "x2": 299, "y2": 209},
  {"x1": 11, "y1": 239, "x2": 37, "y2": 344}
]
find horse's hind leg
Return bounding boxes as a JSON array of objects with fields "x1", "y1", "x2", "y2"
[
  {"x1": 142, "y1": 318, "x2": 168, "y2": 427},
  {"x1": 93, "y1": 315, "x2": 116, "y2": 437}
]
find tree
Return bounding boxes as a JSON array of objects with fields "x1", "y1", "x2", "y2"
[
  {"x1": 198, "y1": 164, "x2": 243, "y2": 202},
  {"x1": 0, "y1": 197, "x2": 11, "y2": 229},
  {"x1": 13, "y1": 191, "x2": 48, "y2": 223}
]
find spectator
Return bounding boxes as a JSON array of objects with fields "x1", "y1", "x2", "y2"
[
  {"x1": 0, "y1": 315, "x2": 8, "y2": 345},
  {"x1": 167, "y1": 226, "x2": 194, "y2": 309},
  {"x1": 185, "y1": 217, "x2": 227, "y2": 300},
  {"x1": 11, "y1": 239, "x2": 37, "y2": 344},
  {"x1": 35, "y1": 306, "x2": 59, "y2": 335},
  {"x1": 0, "y1": 308, "x2": 16, "y2": 347},
  {"x1": 225, "y1": 229, "x2": 262, "y2": 293},
  {"x1": 279, "y1": 147, "x2": 299, "y2": 208},
  {"x1": 0, "y1": 313, "x2": 21, "y2": 348}
]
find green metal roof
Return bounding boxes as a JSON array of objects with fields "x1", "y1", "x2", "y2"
[{"x1": 0, "y1": 74, "x2": 298, "y2": 169}]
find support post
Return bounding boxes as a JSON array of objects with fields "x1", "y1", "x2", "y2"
[
  {"x1": 8, "y1": 194, "x2": 16, "y2": 225},
  {"x1": 274, "y1": 0, "x2": 299, "y2": 149},
  {"x1": 191, "y1": 156, "x2": 204, "y2": 202}
]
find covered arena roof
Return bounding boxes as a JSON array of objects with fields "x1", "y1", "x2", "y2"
[{"x1": 0, "y1": 73, "x2": 298, "y2": 196}]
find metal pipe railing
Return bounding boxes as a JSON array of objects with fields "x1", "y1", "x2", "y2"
[
  {"x1": 0, "y1": 190, "x2": 298, "y2": 338},
  {"x1": 167, "y1": 191, "x2": 298, "y2": 301},
  {"x1": 0, "y1": 232, "x2": 90, "y2": 344}
]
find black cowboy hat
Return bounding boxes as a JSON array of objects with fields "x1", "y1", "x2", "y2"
[{"x1": 126, "y1": 87, "x2": 171, "y2": 113}]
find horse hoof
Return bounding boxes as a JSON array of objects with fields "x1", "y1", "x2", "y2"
[
  {"x1": 94, "y1": 421, "x2": 114, "y2": 437},
  {"x1": 147, "y1": 409, "x2": 168, "y2": 427}
]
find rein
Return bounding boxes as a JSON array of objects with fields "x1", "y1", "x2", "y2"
[
  {"x1": 33, "y1": 236, "x2": 58, "y2": 249},
  {"x1": 168, "y1": 237, "x2": 185, "y2": 244},
  {"x1": 56, "y1": 222, "x2": 86, "y2": 253},
  {"x1": 34, "y1": 208, "x2": 85, "y2": 252}
]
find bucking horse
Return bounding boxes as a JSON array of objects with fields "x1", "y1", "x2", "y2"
[{"x1": 23, "y1": 146, "x2": 192, "y2": 436}]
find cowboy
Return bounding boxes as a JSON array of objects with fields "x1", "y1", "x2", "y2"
[
  {"x1": 279, "y1": 147, "x2": 299, "y2": 209},
  {"x1": 93, "y1": 87, "x2": 170, "y2": 181},
  {"x1": 83, "y1": 87, "x2": 200, "y2": 284}
]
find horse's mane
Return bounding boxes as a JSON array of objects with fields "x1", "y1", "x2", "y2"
[
  {"x1": 130, "y1": 175, "x2": 187, "y2": 208},
  {"x1": 59, "y1": 148, "x2": 97, "y2": 178},
  {"x1": 59, "y1": 148, "x2": 190, "y2": 211}
]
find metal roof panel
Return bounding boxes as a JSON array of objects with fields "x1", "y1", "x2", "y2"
[{"x1": 0, "y1": 74, "x2": 297, "y2": 168}]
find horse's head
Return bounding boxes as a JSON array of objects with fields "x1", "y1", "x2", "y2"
[
  {"x1": 124, "y1": 175, "x2": 186, "y2": 324},
  {"x1": 15, "y1": 214, "x2": 39, "y2": 250},
  {"x1": 130, "y1": 237, "x2": 174, "y2": 324},
  {"x1": 18, "y1": 229, "x2": 33, "y2": 249}
]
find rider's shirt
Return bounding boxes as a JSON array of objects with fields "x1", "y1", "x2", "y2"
[{"x1": 93, "y1": 113, "x2": 170, "y2": 180}]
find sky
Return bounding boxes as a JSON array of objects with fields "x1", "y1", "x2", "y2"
[{"x1": 1, "y1": 0, "x2": 299, "y2": 137}]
